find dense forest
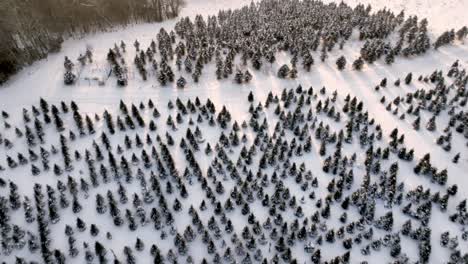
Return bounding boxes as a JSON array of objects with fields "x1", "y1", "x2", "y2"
[
  {"x1": 64, "y1": 0, "x2": 466, "y2": 87},
  {"x1": 0, "y1": 0, "x2": 184, "y2": 84}
]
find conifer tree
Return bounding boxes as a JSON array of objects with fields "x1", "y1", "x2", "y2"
[{"x1": 336, "y1": 56, "x2": 347, "y2": 70}]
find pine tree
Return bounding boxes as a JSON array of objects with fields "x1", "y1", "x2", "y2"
[
  {"x1": 177, "y1": 76, "x2": 187, "y2": 88},
  {"x1": 244, "y1": 70, "x2": 252, "y2": 83},
  {"x1": 234, "y1": 69, "x2": 244, "y2": 84},
  {"x1": 64, "y1": 71, "x2": 76, "y2": 85},
  {"x1": 336, "y1": 56, "x2": 347, "y2": 70},
  {"x1": 64, "y1": 57, "x2": 76, "y2": 85},
  {"x1": 426, "y1": 116, "x2": 436, "y2": 131},
  {"x1": 405, "y1": 73, "x2": 413, "y2": 84},
  {"x1": 353, "y1": 57, "x2": 364, "y2": 70},
  {"x1": 135, "y1": 237, "x2": 145, "y2": 251},
  {"x1": 277, "y1": 65, "x2": 290, "y2": 78},
  {"x1": 9, "y1": 182, "x2": 21, "y2": 210},
  {"x1": 252, "y1": 52, "x2": 262, "y2": 70},
  {"x1": 456, "y1": 26, "x2": 468, "y2": 40},
  {"x1": 302, "y1": 52, "x2": 314, "y2": 71},
  {"x1": 290, "y1": 67, "x2": 298, "y2": 78}
]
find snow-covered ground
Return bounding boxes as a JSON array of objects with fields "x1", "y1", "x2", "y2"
[{"x1": 1, "y1": 0, "x2": 468, "y2": 263}]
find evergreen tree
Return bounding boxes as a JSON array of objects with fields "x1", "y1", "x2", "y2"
[
  {"x1": 353, "y1": 57, "x2": 364, "y2": 70},
  {"x1": 336, "y1": 56, "x2": 347, "y2": 70},
  {"x1": 177, "y1": 76, "x2": 187, "y2": 88},
  {"x1": 277, "y1": 65, "x2": 290, "y2": 79},
  {"x1": 405, "y1": 73, "x2": 413, "y2": 84}
]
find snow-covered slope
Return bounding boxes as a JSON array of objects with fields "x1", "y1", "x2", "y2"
[
  {"x1": 0, "y1": 0, "x2": 468, "y2": 263},
  {"x1": 323, "y1": 0, "x2": 468, "y2": 35}
]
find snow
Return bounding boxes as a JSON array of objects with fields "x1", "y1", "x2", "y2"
[
  {"x1": 323, "y1": 0, "x2": 468, "y2": 35},
  {"x1": 1, "y1": 0, "x2": 468, "y2": 263}
]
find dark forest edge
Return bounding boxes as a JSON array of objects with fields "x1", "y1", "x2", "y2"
[{"x1": 0, "y1": 0, "x2": 185, "y2": 85}]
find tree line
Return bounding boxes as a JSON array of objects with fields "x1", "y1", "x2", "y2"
[{"x1": 0, "y1": 0, "x2": 184, "y2": 84}]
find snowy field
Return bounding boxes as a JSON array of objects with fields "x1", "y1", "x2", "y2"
[{"x1": 1, "y1": 0, "x2": 468, "y2": 263}]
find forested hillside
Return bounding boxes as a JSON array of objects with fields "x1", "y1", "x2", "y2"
[{"x1": 0, "y1": 0, "x2": 184, "y2": 84}]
